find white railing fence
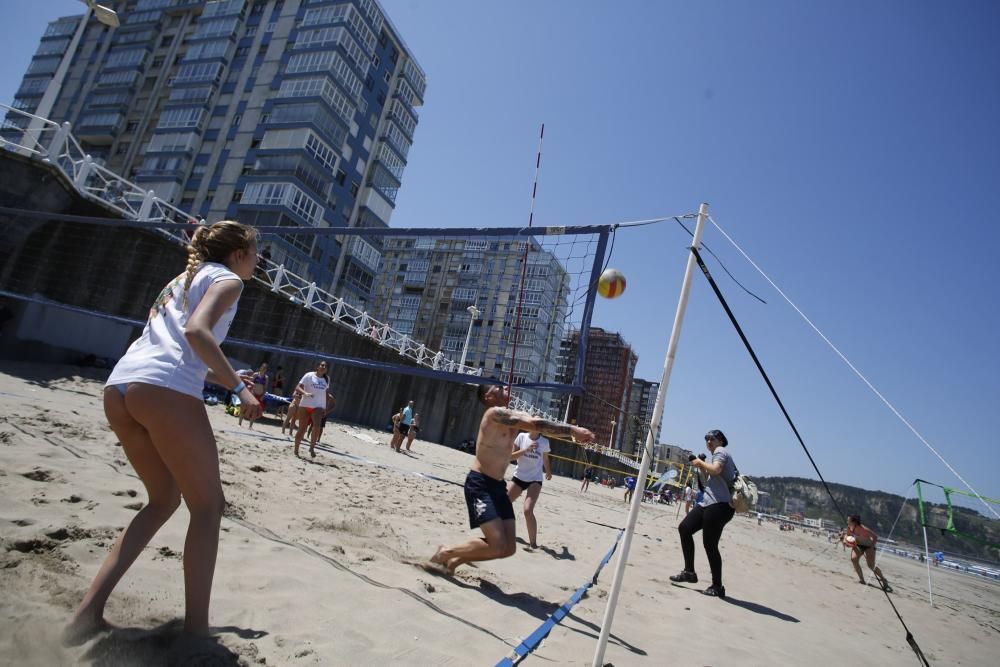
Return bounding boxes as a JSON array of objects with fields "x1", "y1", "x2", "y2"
[{"x1": 0, "y1": 103, "x2": 567, "y2": 420}]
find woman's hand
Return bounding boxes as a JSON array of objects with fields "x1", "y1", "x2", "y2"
[{"x1": 239, "y1": 388, "x2": 263, "y2": 420}]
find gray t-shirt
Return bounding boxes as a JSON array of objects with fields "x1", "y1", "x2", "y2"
[{"x1": 700, "y1": 447, "x2": 737, "y2": 506}]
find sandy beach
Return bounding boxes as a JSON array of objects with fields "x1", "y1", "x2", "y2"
[{"x1": 0, "y1": 362, "x2": 997, "y2": 666}]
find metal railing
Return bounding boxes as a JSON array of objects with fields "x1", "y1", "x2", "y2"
[{"x1": 0, "y1": 103, "x2": 571, "y2": 420}]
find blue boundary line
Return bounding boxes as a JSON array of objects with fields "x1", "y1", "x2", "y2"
[{"x1": 495, "y1": 529, "x2": 624, "y2": 667}]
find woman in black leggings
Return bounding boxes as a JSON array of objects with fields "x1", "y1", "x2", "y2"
[{"x1": 670, "y1": 429, "x2": 737, "y2": 598}]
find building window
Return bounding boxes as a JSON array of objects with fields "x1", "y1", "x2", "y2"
[
  {"x1": 126, "y1": 121, "x2": 138, "y2": 132},
  {"x1": 335, "y1": 169, "x2": 346, "y2": 185},
  {"x1": 371, "y1": 54, "x2": 380, "y2": 68},
  {"x1": 350, "y1": 181, "x2": 359, "y2": 197},
  {"x1": 231, "y1": 113, "x2": 242, "y2": 126},
  {"x1": 115, "y1": 142, "x2": 130, "y2": 155},
  {"x1": 383, "y1": 70, "x2": 391, "y2": 84},
  {"x1": 364, "y1": 74, "x2": 373, "y2": 90}
]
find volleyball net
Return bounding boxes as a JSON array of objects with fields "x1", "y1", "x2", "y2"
[
  {"x1": 915, "y1": 479, "x2": 1000, "y2": 552},
  {"x1": 0, "y1": 203, "x2": 613, "y2": 417}
]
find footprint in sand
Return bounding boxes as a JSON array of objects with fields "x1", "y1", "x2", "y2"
[
  {"x1": 21, "y1": 469, "x2": 58, "y2": 483},
  {"x1": 157, "y1": 546, "x2": 181, "y2": 560},
  {"x1": 6, "y1": 537, "x2": 59, "y2": 554},
  {"x1": 124, "y1": 502, "x2": 144, "y2": 511},
  {"x1": 11, "y1": 518, "x2": 36, "y2": 527},
  {"x1": 112, "y1": 490, "x2": 138, "y2": 498}
]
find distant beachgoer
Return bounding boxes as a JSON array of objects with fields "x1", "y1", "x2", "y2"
[
  {"x1": 670, "y1": 430, "x2": 737, "y2": 598},
  {"x1": 390, "y1": 405, "x2": 405, "y2": 450},
  {"x1": 305, "y1": 385, "x2": 337, "y2": 444},
  {"x1": 239, "y1": 362, "x2": 269, "y2": 429},
  {"x1": 293, "y1": 361, "x2": 330, "y2": 458},
  {"x1": 282, "y1": 386, "x2": 304, "y2": 436},
  {"x1": 273, "y1": 366, "x2": 285, "y2": 394},
  {"x1": 405, "y1": 413, "x2": 421, "y2": 451},
  {"x1": 394, "y1": 400, "x2": 414, "y2": 452},
  {"x1": 683, "y1": 484, "x2": 694, "y2": 514},
  {"x1": 844, "y1": 514, "x2": 892, "y2": 591},
  {"x1": 580, "y1": 466, "x2": 594, "y2": 493},
  {"x1": 64, "y1": 221, "x2": 261, "y2": 644},
  {"x1": 429, "y1": 385, "x2": 594, "y2": 573},
  {"x1": 507, "y1": 431, "x2": 552, "y2": 549},
  {"x1": 624, "y1": 476, "x2": 637, "y2": 504}
]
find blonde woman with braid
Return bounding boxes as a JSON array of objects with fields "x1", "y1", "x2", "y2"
[{"x1": 63, "y1": 221, "x2": 262, "y2": 645}]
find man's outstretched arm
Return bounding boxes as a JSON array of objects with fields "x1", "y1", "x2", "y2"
[{"x1": 488, "y1": 408, "x2": 594, "y2": 443}]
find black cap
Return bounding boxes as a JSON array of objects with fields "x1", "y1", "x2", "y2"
[{"x1": 705, "y1": 429, "x2": 728, "y2": 446}]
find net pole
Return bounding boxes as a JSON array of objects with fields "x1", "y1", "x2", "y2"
[
  {"x1": 592, "y1": 202, "x2": 709, "y2": 667},
  {"x1": 916, "y1": 480, "x2": 933, "y2": 605},
  {"x1": 921, "y1": 525, "x2": 934, "y2": 605},
  {"x1": 506, "y1": 123, "x2": 545, "y2": 403}
]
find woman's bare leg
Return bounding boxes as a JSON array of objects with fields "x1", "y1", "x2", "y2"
[
  {"x1": 523, "y1": 484, "x2": 542, "y2": 548},
  {"x1": 124, "y1": 384, "x2": 225, "y2": 637},
  {"x1": 851, "y1": 549, "x2": 865, "y2": 583},
  {"x1": 294, "y1": 411, "x2": 310, "y2": 456},
  {"x1": 308, "y1": 411, "x2": 322, "y2": 457},
  {"x1": 64, "y1": 387, "x2": 181, "y2": 644}
]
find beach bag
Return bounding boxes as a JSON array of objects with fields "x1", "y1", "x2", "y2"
[{"x1": 728, "y1": 466, "x2": 758, "y2": 513}]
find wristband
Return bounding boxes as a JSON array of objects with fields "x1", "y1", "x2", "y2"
[{"x1": 232, "y1": 380, "x2": 247, "y2": 394}]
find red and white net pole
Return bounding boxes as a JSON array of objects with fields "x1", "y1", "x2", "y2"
[
  {"x1": 506, "y1": 123, "x2": 545, "y2": 404},
  {"x1": 592, "y1": 202, "x2": 710, "y2": 666}
]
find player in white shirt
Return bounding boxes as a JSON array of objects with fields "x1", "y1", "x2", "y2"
[
  {"x1": 293, "y1": 361, "x2": 331, "y2": 458},
  {"x1": 64, "y1": 221, "x2": 262, "y2": 644},
  {"x1": 507, "y1": 432, "x2": 552, "y2": 549}
]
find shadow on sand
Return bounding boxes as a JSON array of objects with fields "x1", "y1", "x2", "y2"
[
  {"x1": 721, "y1": 596, "x2": 800, "y2": 623},
  {"x1": 432, "y1": 575, "x2": 645, "y2": 657},
  {"x1": 82, "y1": 620, "x2": 268, "y2": 666},
  {"x1": 516, "y1": 537, "x2": 576, "y2": 561}
]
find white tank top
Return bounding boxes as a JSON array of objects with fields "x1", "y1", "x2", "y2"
[{"x1": 107, "y1": 262, "x2": 242, "y2": 399}]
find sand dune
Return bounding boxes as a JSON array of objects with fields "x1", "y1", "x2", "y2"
[{"x1": 1, "y1": 362, "x2": 997, "y2": 665}]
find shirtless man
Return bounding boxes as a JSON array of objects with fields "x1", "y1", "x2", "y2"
[{"x1": 430, "y1": 384, "x2": 594, "y2": 573}]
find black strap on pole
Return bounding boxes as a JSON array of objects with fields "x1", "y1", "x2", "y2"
[
  {"x1": 691, "y1": 247, "x2": 931, "y2": 667},
  {"x1": 690, "y1": 248, "x2": 846, "y2": 520}
]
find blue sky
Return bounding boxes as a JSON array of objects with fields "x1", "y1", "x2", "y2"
[{"x1": 2, "y1": 1, "x2": 998, "y2": 511}]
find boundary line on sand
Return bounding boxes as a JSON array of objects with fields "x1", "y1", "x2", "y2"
[{"x1": 495, "y1": 529, "x2": 625, "y2": 666}]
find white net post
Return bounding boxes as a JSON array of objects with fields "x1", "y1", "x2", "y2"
[{"x1": 592, "y1": 203, "x2": 709, "y2": 667}]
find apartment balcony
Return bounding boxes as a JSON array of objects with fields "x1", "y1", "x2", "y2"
[
  {"x1": 76, "y1": 114, "x2": 125, "y2": 145},
  {"x1": 251, "y1": 153, "x2": 332, "y2": 202},
  {"x1": 392, "y1": 87, "x2": 420, "y2": 121},
  {"x1": 133, "y1": 167, "x2": 186, "y2": 182}
]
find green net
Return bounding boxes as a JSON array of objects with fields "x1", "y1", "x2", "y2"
[{"x1": 915, "y1": 479, "x2": 1000, "y2": 550}]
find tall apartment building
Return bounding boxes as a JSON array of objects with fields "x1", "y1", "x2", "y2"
[
  {"x1": 9, "y1": 0, "x2": 425, "y2": 306},
  {"x1": 622, "y1": 377, "x2": 659, "y2": 457},
  {"x1": 559, "y1": 327, "x2": 638, "y2": 448},
  {"x1": 373, "y1": 236, "x2": 570, "y2": 399}
]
